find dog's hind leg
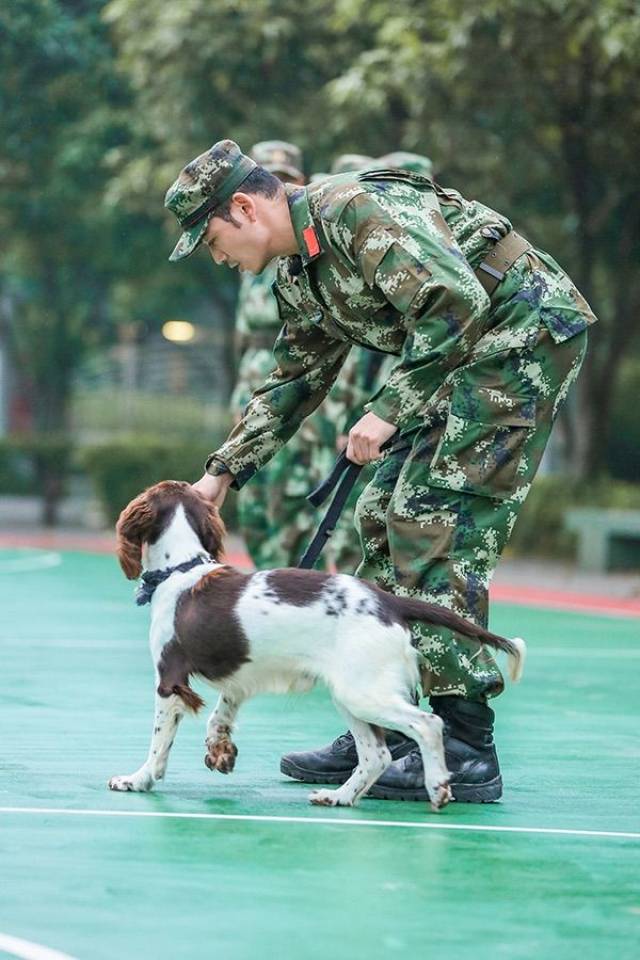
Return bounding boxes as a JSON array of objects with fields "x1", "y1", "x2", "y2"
[
  {"x1": 309, "y1": 715, "x2": 391, "y2": 807},
  {"x1": 368, "y1": 702, "x2": 451, "y2": 812},
  {"x1": 109, "y1": 692, "x2": 185, "y2": 792},
  {"x1": 204, "y1": 690, "x2": 242, "y2": 774}
]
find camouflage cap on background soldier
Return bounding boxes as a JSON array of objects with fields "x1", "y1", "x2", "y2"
[
  {"x1": 330, "y1": 153, "x2": 376, "y2": 175},
  {"x1": 164, "y1": 139, "x2": 256, "y2": 262},
  {"x1": 250, "y1": 140, "x2": 304, "y2": 182},
  {"x1": 377, "y1": 151, "x2": 433, "y2": 176}
]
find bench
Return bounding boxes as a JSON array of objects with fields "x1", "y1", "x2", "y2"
[{"x1": 565, "y1": 508, "x2": 640, "y2": 572}]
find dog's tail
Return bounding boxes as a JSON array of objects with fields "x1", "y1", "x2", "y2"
[
  {"x1": 392, "y1": 595, "x2": 526, "y2": 683},
  {"x1": 171, "y1": 683, "x2": 206, "y2": 713}
]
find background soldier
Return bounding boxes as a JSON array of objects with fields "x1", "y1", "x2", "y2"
[
  {"x1": 166, "y1": 139, "x2": 597, "y2": 802},
  {"x1": 232, "y1": 140, "x2": 329, "y2": 569}
]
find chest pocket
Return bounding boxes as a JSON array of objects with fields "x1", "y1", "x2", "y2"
[{"x1": 427, "y1": 384, "x2": 537, "y2": 500}]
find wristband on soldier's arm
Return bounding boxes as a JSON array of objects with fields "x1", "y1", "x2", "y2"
[{"x1": 205, "y1": 455, "x2": 231, "y2": 477}]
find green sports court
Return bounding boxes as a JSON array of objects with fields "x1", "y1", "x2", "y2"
[
  {"x1": 3, "y1": 3, "x2": 639, "y2": 959},
  {"x1": 1, "y1": 545, "x2": 638, "y2": 960}
]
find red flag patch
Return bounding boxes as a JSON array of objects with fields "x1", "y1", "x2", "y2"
[{"x1": 303, "y1": 226, "x2": 321, "y2": 258}]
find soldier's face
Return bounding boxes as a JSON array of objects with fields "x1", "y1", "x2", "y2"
[{"x1": 203, "y1": 199, "x2": 271, "y2": 275}]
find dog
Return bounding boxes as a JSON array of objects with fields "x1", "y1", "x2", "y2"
[{"x1": 108, "y1": 480, "x2": 525, "y2": 812}]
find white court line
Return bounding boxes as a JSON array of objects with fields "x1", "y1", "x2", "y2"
[
  {"x1": 534, "y1": 648, "x2": 640, "y2": 658},
  {"x1": 0, "y1": 551, "x2": 62, "y2": 573},
  {"x1": 0, "y1": 806, "x2": 638, "y2": 841},
  {"x1": 0, "y1": 933, "x2": 79, "y2": 960}
]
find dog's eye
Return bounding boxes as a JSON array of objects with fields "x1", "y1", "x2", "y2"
[{"x1": 165, "y1": 552, "x2": 170, "y2": 560}]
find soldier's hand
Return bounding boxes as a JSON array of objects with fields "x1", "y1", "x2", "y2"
[
  {"x1": 192, "y1": 472, "x2": 233, "y2": 507},
  {"x1": 347, "y1": 412, "x2": 397, "y2": 464}
]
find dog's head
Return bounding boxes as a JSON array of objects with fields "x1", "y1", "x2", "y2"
[{"x1": 116, "y1": 480, "x2": 226, "y2": 579}]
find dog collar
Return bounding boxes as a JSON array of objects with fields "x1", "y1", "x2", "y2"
[{"x1": 135, "y1": 555, "x2": 212, "y2": 606}]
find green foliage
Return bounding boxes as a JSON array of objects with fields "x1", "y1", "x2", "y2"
[
  {"x1": 2, "y1": 0, "x2": 639, "y2": 527},
  {"x1": 0, "y1": 439, "x2": 40, "y2": 495},
  {"x1": 0, "y1": 0, "x2": 225, "y2": 437},
  {"x1": 102, "y1": 0, "x2": 640, "y2": 478},
  {"x1": 72, "y1": 389, "x2": 230, "y2": 439},
  {"x1": 0, "y1": 434, "x2": 74, "y2": 524},
  {"x1": 607, "y1": 358, "x2": 640, "y2": 483},
  {"x1": 81, "y1": 435, "x2": 238, "y2": 529},
  {"x1": 510, "y1": 474, "x2": 640, "y2": 558}
]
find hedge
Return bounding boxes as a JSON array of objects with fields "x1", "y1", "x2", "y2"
[{"x1": 81, "y1": 435, "x2": 238, "y2": 529}]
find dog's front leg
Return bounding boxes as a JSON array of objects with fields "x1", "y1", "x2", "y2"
[
  {"x1": 204, "y1": 691, "x2": 242, "y2": 774},
  {"x1": 109, "y1": 693, "x2": 185, "y2": 792}
]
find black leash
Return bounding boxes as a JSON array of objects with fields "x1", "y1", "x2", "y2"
[
  {"x1": 297, "y1": 450, "x2": 362, "y2": 570},
  {"x1": 298, "y1": 436, "x2": 401, "y2": 571}
]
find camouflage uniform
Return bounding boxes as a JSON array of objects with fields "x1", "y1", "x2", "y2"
[{"x1": 207, "y1": 166, "x2": 596, "y2": 701}]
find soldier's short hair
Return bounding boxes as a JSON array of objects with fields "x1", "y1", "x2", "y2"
[{"x1": 215, "y1": 167, "x2": 283, "y2": 226}]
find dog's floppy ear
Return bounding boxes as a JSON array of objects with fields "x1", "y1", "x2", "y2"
[
  {"x1": 190, "y1": 497, "x2": 226, "y2": 562},
  {"x1": 116, "y1": 491, "x2": 156, "y2": 579},
  {"x1": 200, "y1": 501, "x2": 227, "y2": 561}
]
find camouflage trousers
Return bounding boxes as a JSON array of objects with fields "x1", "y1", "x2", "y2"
[{"x1": 355, "y1": 321, "x2": 588, "y2": 703}]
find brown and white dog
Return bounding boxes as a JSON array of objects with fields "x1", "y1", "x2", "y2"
[{"x1": 108, "y1": 481, "x2": 525, "y2": 812}]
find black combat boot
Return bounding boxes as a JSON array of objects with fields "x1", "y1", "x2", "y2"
[
  {"x1": 280, "y1": 730, "x2": 415, "y2": 785},
  {"x1": 367, "y1": 696, "x2": 502, "y2": 803}
]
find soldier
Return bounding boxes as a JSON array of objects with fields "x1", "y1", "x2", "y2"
[
  {"x1": 165, "y1": 139, "x2": 596, "y2": 802},
  {"x1": 231, "y1": 141, "x2": 328, "y2": 569},
  {"x1": 330, "y1": 153, "x2": 375, "y2": 175},
  {"x1": 377, "y1": 150, "x2": 434, "y2": 177}
]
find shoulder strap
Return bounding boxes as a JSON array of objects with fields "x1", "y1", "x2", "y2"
[{"x1": 357, "y1": 167, "x2": 434, "y2": 189}]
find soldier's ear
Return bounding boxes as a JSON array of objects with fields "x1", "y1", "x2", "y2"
[{"x1": 231, "y1": 192, "x2": 258, "y2": 222}]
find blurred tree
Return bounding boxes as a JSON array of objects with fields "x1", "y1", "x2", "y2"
[
  {"x1": 0, "y1": 0, "x2": 220, "y2": 521},
  {"x1": 105, "y1": 0, "x2": 640, "y2": 478},
  {"x1": 2, "y1": 0, "x2": 637, "y2": 527},
  {"x1": 0, "y1": 0, "x2": 131, "y2": 521},
  {"x1": 322, "y1": 0, "x2": 640, "y2": 475}
]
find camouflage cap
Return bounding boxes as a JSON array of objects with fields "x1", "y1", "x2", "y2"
[
  {"x1": 330, "y1": 153, "x2": 375, "y2": 175},
  {"x1": 250, "y1": 140, "x2": 304, "y2": 182},
  {"x1": 164, "y1": 139, "x2": 257, "y2": 262},
  {"x1": 377, "y1": 151, "x2": 433, "y2": 176}
]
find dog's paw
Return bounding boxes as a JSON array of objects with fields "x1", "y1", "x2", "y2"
[
  {"x1": 309, "y1": 789, "x2": 341, "y2": 807},
  {"x1": 428, "y1": 781, "x2": 452, "y2": 813},
  {"x1": 108, "y1": 771, "x2": 153, "y2": 792},
  {"x1": 204, "y1": 738, "x2": 238, "y2": 775}
]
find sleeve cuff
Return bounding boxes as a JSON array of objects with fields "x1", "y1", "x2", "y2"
[
  {"x1": 365, "y1": 393, "x2": 403, "y2": 427},
  {"x1": 205, "y1": 454, "x2": 256, "y2": 491}
]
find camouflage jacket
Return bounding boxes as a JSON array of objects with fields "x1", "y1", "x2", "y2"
[{"x1": 210, "y1": 170, "x2": 596, "y2": 487}]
